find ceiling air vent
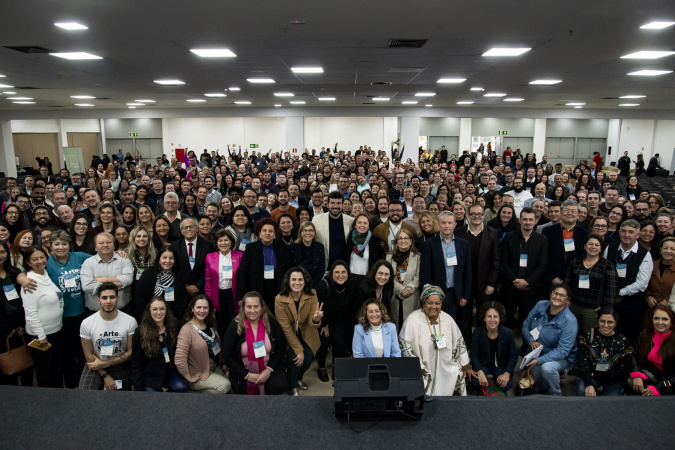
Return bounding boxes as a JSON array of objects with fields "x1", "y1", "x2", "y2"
[
  {"x1": 4, "y1": 46, "x2": 53, "y2": 54},
  {"x1": 387, "y1": 39, "x2": 428, "y2": 48},
  {"x1": 363, "y1": 102, "x2": 375, "y2": 105},
  {"x1": 371, "y1": 82, "x2": 392, "y2": 86},
  {"x1": 14, "y1": 86, "x2": 40, "y2": 90}
]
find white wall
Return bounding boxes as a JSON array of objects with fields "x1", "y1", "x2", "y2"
[
  {"x1": 653, "y1": 120, "x2": 675, "y2": 172},
  {"x1": 303, "y1": 117, "x2": 395, "y2": 152},
  {"x1": 618, "y1": 119, "x2": 655, "y2": 166},
  {"x1": 61, "y1": 119, "x2": 101, "y2": 133},
  {"x1": 11, "y1": 120, "x2": 60, "y2": 133}
]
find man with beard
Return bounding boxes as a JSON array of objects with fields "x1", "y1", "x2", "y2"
[
  {"x1": 506, "y1": 177, "x2": 532, "y2": 218},
  {"x1": 242, "y1": 187, "x2": 271, "y2": 225},
  {"x1": 634, "y1": 200, "x2": 651, "y2": 222},
  {"x1": 270, "y1": 189, "x2": 298, "y2": 224},
  {"x1": 542, "y1": 199, "x2": 589, "y2": 286},
  {"x1": 312, "y1": 191, "x2": 354, "y2": 267},
  {"x1": 373, "y1": 200, "x2": 416, "y2": 253},
  {"x1": 32, "y1": 206, "x2": 54, "y2": 245},
  {"x1": 371, "y1": 196, "x2": 390, "y2": 227}
]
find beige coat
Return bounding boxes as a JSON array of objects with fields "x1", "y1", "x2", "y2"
[
  {"x1": 275, "y1": 290, "x2": 321, "y2": 356},
  {"x1": 312, "y1": 213, "x2": 354, "y2": 268}
]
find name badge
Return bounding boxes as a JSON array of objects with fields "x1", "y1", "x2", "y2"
[
  {"x1": 211, "y1": 339, "x2": 221, "y2": 356},
  {"x1": 3, "y1": 284, "x2": 19, "y2": 300},
  {"x1": 101, "y1": 339, "x2": 115, "y2": 356},
  {"x1": 629, "y1": 194, "x2": 636, "y2": 201},
  {"x1": 64, "y1": 273, "x2": 78, "y2": 288},
  {"x1": 530, "y1": 327, "x2": 540, "y2": 340},
  {"x1": 240, "y1": 238, "x2": 250, "y2": 252},
  {"x1": 435, "y1": 334, "x2": 447, "y2": 349},
  {"x1": 253, "y1": 340, "x2": 267, "y2": 358},
  {"x1": 519, "y1": 254, "x2": 528, "y2": 267},
  {"x1": 165, "y1": 287, "x2": 175, "y2": 301},
  {"x1": 222, "y1": 265, "x2": 233, "y2": 279},
  {"x1": 264, "y1": 265, "x2": 275, "y2": 280},
  {"x1": 579, "y1": 274, "x2": 590, "y2": 289},
  {"x1": 399, "y1": 196, "x2": 405, "y2": 203},
  {"x1": 189, "y1": 256, "x2": 196, "y2": 265},
  {"x1": 115, "y1": 380, "x2": 123, "y2": 390},
  {"x1": 446, "y1": 252, "x2": 458, "y2": 266},
  {"x1": 162, "y1": 347, "x2": 170, "y2": 363},
  {"x1": 595, "y1": 360, "x2": 610, "y2": 372},
  {"x1": 564, "y1": 238, "x2": 575, "y2": 252},
  {"x1": 616, "y1": 263, "x2": 627, "y2": 278},
  {"x1": 399, "y1": 268, "x2": 407, "y2": 278},
  {"x1": 135, "y1": 268, "x2": 145, "y2": 281}
]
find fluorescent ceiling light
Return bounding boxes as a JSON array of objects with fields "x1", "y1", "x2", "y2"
[
  {"x1": 504, "y1": 97, "x2": 524, "y2": 102},
  {"x1": 318, "y1": 97, "x2": 336, "y2": 101},
  {"x1": 290, "y1": 101, "x2": 306, "y2": 105},
  {"x1": 0, "y1": 84, "x2": 15, "y2": 89},
  {"x1": 484, "y1": 92, "x2": 507, "y2": 97},
  {"x1": 154, "y1": 79, "x2": 185, "y2": 85},
  {"x1": 437, "y1": 78, "x2": 466, "y2": 84},
  {"x1": 415, "y1": 92, "x2": 436, "y2": 97},
  {"x1": 74, "y1": 103, "x2": 94, "y2": 106},
  {"x1": 274, "y1": 104, "x2": 282, "y2": 107},
  {"x1": 401, "y1": 101, "x2": 418, "y2": 104},
  {"x1": 0, "y1": 74, "x2": 5, "y2": 78},
  {"x1": 425, "y1": 104, "x2": 433, "y2": 107},
  {"x1": 470, "y1": 87, "x2": 484, "y2": 91},
  {"x1": 54, "y1": 22, "x2": 88, "y2": 30},
  {"x1": 186, "y1": 99, "x2": 206, "y2": 102},
  {"x1": 566, "y1": 102, "x2": 586, "y2": 106},
  {"x1": 372, "y1": 97, "x2": 390, "y2": 101},
  {"x1": 204, "y1": 93, "x2": 227, "y2": 97},
  {"x1": 128, "y1": 106, "x2": 136, "y2": 109},
  {"x1": 529, "y1": 79, "x2": 562, "y2": 85},
  {"x1": 574, "y1": 106, "x2": 583, "y2": 109},
  {"x1": 274, "y1": 92, "x2": 294, "y2": 97},
  {"x1": 621, "y1": 51, "x2": 675, "y2": 59},
  {"x1": 619, "y1": 95, "x2": 646, "y2": 99},
  {"x1": 457, "y1": 101, "x2": 474, "y2": 105},
  {"x1": 234, "y1": 101, "x2": 251, "y2": 105},
  {"x1": 190, "y1": 48, "x2": 236, "y2": 57},
  {"x1": 70, "y1": 95, "x2": 95, "y2": 99},
  {"x1": 482, "y1": 47, "x2": 531, "y2": 57},
  {"x1": 229, "y1": 87, "x2": 240, "y2": 91},
  {"x1": 12, "y1": 101, "x2": 35, "y2": 104},
  {"x1": 135, "y1": 99, "x2": 156, "y2": 103},
  {"x1": 247, "y1": 78, "x2": 275, "y2": 83},
  {"x1": 50, "y1": 52, "x2": 102, "y2": 60},
  {"x1": 291, "y1": 67, "x2": 323, "y2": 74},
  {"x1": 619, "y1": 103, "x2": 640, "y2": 106},
  {"x1": 640, "y1": 21, "x2": 675, "y2": 29},
  {"x1": 628, "y1": 70, "x2": 673, "y2": 76},
  {"x1": 126, "y1": 103, "x2": 144, "y2": 106},
  {"x1": 7, "y1": 97, "x2": 33, "y2": 100},
  {"x1": 2, "y1": 91, "x2": 16, "y2": 94}
]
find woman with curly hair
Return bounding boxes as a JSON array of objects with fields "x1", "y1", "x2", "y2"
[{"x1": 352, "y1": 298, "x2": 401, "y2": 358}]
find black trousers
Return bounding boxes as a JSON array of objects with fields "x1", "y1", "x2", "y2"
[
  {"x1": 315, "y1": 321, "x2": 351, "y2": 368},
  {"x1": 216, "y1": 288, "x2": 236, "y2": 340},
  {"x1": 62, "y1": 314, "x2": 87, "y2": 389},
  {"x1": 27, "y1": 330, "x2": 64, "y2": 389},
  {"x1": 615, "y1": 297, "x2": 644, "y2": 344}
]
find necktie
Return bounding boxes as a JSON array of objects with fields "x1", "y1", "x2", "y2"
[{"x1": 188, "y1": 242, "x2": 193, "y2": 258}]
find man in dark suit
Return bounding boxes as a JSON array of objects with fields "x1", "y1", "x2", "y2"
[
  {"x1": 501, "y1": 207, "x2": 548, "y2": 328},
  {"x1": 419, "y1": 210, "x2": 472, "y2": 318},
  {"x1": 455, "y1": 203, "x2": 501, "y2": 346},
  {"x1": 170, "y1": 217, "x2": 215, "y2": 319},
  {"x1": 542, "y1": 199, "x2": 590, "y2": 286}
]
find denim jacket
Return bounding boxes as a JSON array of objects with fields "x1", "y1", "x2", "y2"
[{"x1": 522, "y1": 300, "x2": 578, "y2": 365}]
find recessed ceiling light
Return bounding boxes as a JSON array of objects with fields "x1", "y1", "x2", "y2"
[
  {"x1": 566, "y1": 102, "x2": 586, "y2": 106},
  {"x1": 50, "y1": 52, "x2": 102, "y2": 60},
  {"x1": 640, "y1": 21, "x2": 675, "y2": 29},
  {"x1": 274, "y1": 104, "x2": 282, "y2": 107},
  {"x1": 619, "y1": 103, "x2": 640, "y2": 106},
  {"x1": 234, "y1": 101, "x2": 251, "y2": 105},
  {"x1": 229, "y1": 87, "x2": 240, "y2": 91},
  {"x1": 7, "y1": 97, "x2": 33, "y2": 100},
  {"x1": 54, "y1": 22, "x2": 88, "y2": 30},
  {"x1": 154, "y1": 79, "x2": 185, "y2": 85},
  {"x1": 12, "y1": 101, "x2": 35, "y2": 104},
  {"x1": 574, "y1": 106, "x2": 583, "y2": 109},
  {"x1": 128, "y1": 106, "x2": 136, "y2": 109},
  {"x1": 70, "y1": 95, "x2": 95, "y2": 99},
  {"x1": 74, "y1": 103, "x2": 94, "y2": 107},
  {"x1": 190, "y1": 48, "x2": 236, "y2": 57},
  {"x1": 484, "y1": 93, "x2": 507, "y2": 97},
  {"x1": 247, "y1": 78, "x2": 275, "y2": 84},
  {"x1": 457, "y1": 101, "x2": 475, "y2": 105},
  {"x1": 135, "y1": 99, "x2": 156, "y2": 103},
  {"x1": 204, "y1": 93, "x2": 227, "y2": 97},
  {"x1": 415, "y1": 92, "x2": 436, "y2": 97},
  {"x1": 621, "y1": 51, "x2": 675, "y2": 59},
  {"x1": 373, "y1": 97, "x2": 390, "y2": 101},
  {"x1": 425, "y1": 104, "x2": 432, "y2": 107},
  {"x1": 470, "y1": 87, "x2": 485, "y2": 91},
  {"x1": 2, "y1": 91, "x2": 16, "y2": 94},
  {"x1": 274, "y1": 92, "x2": 294, "y2": 97},
  {"x1": 290, "y1": 101, "x2": 306, "y2": 105},
  {"x1": 482, "y1": 47, "x2": 531, "y2": 57},
  {"x1": 0, "y1": 74, "x2": 5, "y2": 78},
  {"x1": 437, "y1": 78, "x2": 466, "y2": 84},
  {"x1": 0, "y1": 84, "x2": 15, "y2": 89},
  {"x1": 619, "y1": 95, "x2": 646, "y2": 99},
  {"x1": 504, "y1": 97, "x2": 524, "y2": 102},
  {"x1": 318, "y1": 97, "x2": 336, "y2": 101},
  {"x1": 186, "y1": 99, "x2": 207, "y2": 102},
  {"x1": 628, "y1": 70, "x2": 673, "y2": 76},
  {"x1": 529, "y1": 79, "x2": 562, "y2": 85},
  {"x1": 126, "y1": 103, "x2": 144, "y2": 106},
  {"x1": 401, "y1": 101, "x2": 418, "y2": 104},
  {"x1": 291, "y1": 67, "x2": 323, "y2": 74}
]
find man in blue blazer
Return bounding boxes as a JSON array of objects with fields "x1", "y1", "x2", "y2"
[
  {"x1": 542, "y1": 199, "x2": 589, "y2": 285},
  {"x1": 419, "y1": 211, "x2": 472, "y2": 318}
]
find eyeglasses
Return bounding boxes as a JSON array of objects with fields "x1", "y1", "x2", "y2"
[
  {"x1": 397, "y1": 236, "x2": 411, "y2": 241},
  {"x1": 468, "y1": 212, "x2": 483, "y2": 217},
  {"x1": 593, "y1": 224, "x2": 608, "y2": 229},
  {"x1": 74, "y1": 222, "x2": 88, "y2": 227},
  {"x1": 551, "y1": 291, "x2": 567, "y2": 299},
  {"x1": 35, "y1": 212, "x2": 49, "y2": 217},
  {"x1": 609, "y1": 211, "x2": 623, "y2": 217},
  {"x1": 181, "y1": 225, "x2": 197, "y2": 230}
]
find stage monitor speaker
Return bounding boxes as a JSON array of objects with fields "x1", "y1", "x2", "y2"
[{"x1": 333, "y1": 357, "x2": 424, "y2": 418}]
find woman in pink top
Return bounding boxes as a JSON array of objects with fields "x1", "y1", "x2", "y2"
[
  {"x1": 631, "y1": 305, "x2": 675, "y2": 395},
  {"x1": 205, "y1": 229, "x2": 242, "y2": 340}
]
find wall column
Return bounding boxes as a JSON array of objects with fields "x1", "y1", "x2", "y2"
[
  {"x1": 533, "y1": 118, "x2": 547, "y2": 156},
  {"x1": 285, "y1": 116, "x2": 303, "y2": 156},
  {"x1": 399, "y1": 116, "x2": 420, "y2": 158},
  {"x1": 459, "y1": 118, "x2": 472, "y2": 152},
  {"x1": 0, "y1": 121, "x2": 17, "y2": 177}
]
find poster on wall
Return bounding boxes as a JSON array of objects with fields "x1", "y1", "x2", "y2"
[{"x1": 471, "y1": 136, "x2": 497, "y2": 154}]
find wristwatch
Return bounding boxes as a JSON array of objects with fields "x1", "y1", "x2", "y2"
[{"x1": 100, "y1": 372, "x2": 110, "y2": 379}]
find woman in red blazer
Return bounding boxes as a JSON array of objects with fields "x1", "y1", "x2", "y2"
[{"x1": 205, "y1": 229, "x2": 242, "y2": 339}]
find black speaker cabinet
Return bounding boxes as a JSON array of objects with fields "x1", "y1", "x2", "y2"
[{"x1": 333, "y1": 357, "x2": 425, "y2": 418}]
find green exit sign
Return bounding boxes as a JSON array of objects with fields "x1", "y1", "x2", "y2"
[
  {"x1": 129, "y1": 132, "x2": 139, "y2": 137},
  {"x1": 498, "y1": 130, "x2": 508, "y2": 136},
  {"x1": 250, "y1": 144, "x2": 259, "y2": 148}
]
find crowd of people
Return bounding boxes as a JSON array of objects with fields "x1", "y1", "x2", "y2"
[{"x1": 0, "y1": 143, "x2": 674, "y2": 397}]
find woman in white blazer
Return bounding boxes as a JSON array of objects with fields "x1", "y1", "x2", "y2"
[
  {"x1": 386, "y1": 228, "x2": 420, "y2": 327},
  {"x1": 352, "y1": 299, "x2": 401, "y2": 358}
]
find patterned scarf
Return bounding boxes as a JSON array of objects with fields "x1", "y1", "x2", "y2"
[
  {"x1": 394, "y1": 253, "x2": 410, "y2": 284},
  {"x1": 155, "y1": 270, "x2": 174, "y2": 296},
  {"x1": 351, "y1": 229, "x2": 372, "y2": 258}
]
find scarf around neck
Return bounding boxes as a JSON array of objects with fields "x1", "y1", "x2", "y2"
[
  {"x1": 245, "y1": 318, "x2": 267, "y2": 395},
  {"x1": 351, "y1": 229, "x2": 371, "y2": 258}
]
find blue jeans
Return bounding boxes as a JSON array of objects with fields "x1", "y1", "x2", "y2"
[
  {"x1": 144, "y1": 367, "x2": 190, "y2": 393},
  {"x1": 470, "y1": 366, "x2": 513, "y2": 392},
  {"x1": 531, "y1": 359, "x2": 571, "y2": 396},
  {"x1": 575, "y1": 378, "x2": 625, "y2": 396}
]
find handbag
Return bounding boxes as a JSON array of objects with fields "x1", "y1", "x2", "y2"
[
  {"x1": 0, "y1": 335, "x2": 35, "y2": 376},
  {"x1": 479, "y1": 381, "x2": 504, "y2": 397},
  {"x1": 516, "y1": 366, "x2": 536, "y2": 396}
]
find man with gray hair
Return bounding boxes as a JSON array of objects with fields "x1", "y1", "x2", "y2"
[
  {"x1": 604, "y1": 219, "x2": 652, "y2": 342},
  {"x1": 542, "y1": 199, "x2": 590, "y2": 286},
  {"x1": 163, "y1": 192, "x2": 184, "y2": 236},
  {"x1": 56, "y1": 205, "x2": 75, "y2": 232}
]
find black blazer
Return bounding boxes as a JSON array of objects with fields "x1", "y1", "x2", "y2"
[
  {"x1": 130, "y1": 322, "x2": 180, "y2": 391},
  {"x1": 288, "y1": 241, "x2": 326, "y2": 288},
  {"x1": 222, "y1": 317, "x2": 287, "y2": 395},
  {"x1": 354, "y1": 280, "x2": 393, "y2": 312},
  {"x1": 134, "y1": 266, "x2": 180, "y2": 321},
  {"x1": 501, "y1": 230, "x2": 548, "y2": 300},
  {"x1": 170, "y1": 237, "x2": 215, "y2": 318},
  {"x1": 236, "y1": 239, "x2": 290, "y2": 301},
  {"x1": 542, "y1": 224, "x2": 589, "y2": 282},
  {"x1": 455, "y1": 225, "x2": 501, "y2": 294},
  {"x1": 470, "y1": 325, "x2": 519, "y2": 376},
  {"x1": 418, "y1": 234, "x2": 472, "y2": 306},
  {"x1": 346, "y1": 234, "x2": 384, "y2": 269}
]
